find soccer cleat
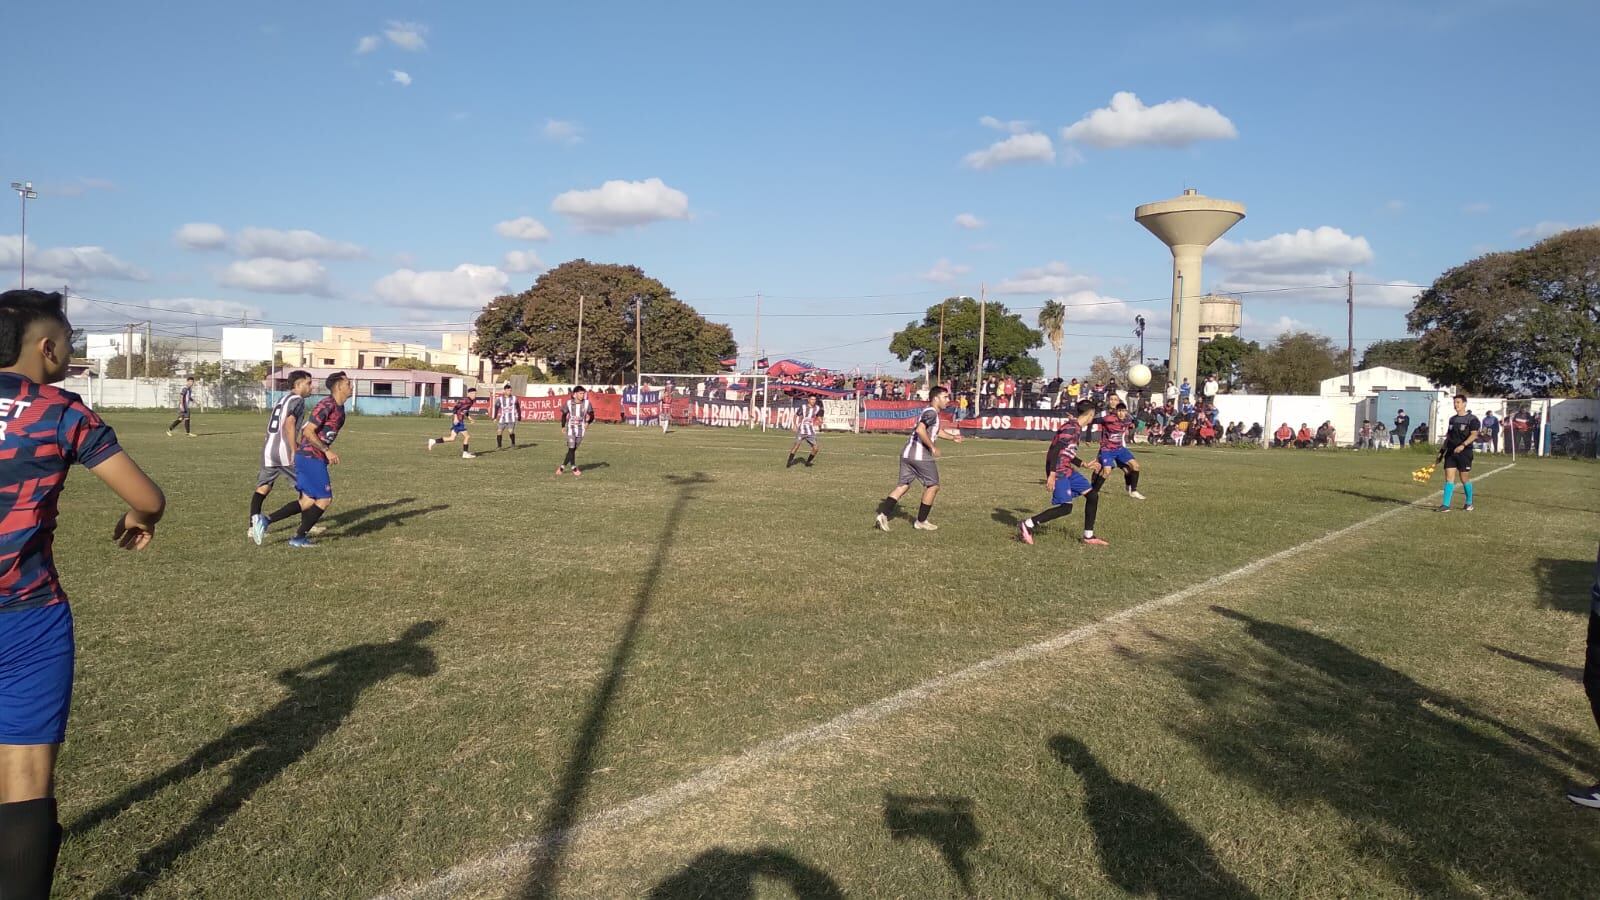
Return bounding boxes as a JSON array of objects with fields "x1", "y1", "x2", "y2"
[
  {"x1": 1566, "y1": 783, "x2": 1600, "y2": 809},
  {"x1": 1127, "y1": 490, "x2": 1147, "y2": 500},
  {"x1": 428, "y1": 438, "x2": 437, "y2": 450},
  {"x1": 805, "y1": 458, "x2": 815, "y2": 467},
  {"x1": 875, "y1": 513, "x2": 891, "y2": 532},
  {"x1": 1018, "y1": 522, "x2": 1034, "y2": 545},
  {"x1": 1464, "y1": 504, "x2": 1474, "y2": 512},
  {"x1": 1435, "y1": 506, "x2": 1452, "y2": 513},
  {"x1": 166, "y1": 431, "x2": 173, "y2": 437},
  {"x1": 1081, "y1": 536, "x2": 1109, "y2": 546},
  {"x1": 462, "y1": 452, "x2": 477, "y2": 459},
  {"x1": 249, "y1": 515, "x2": 268, "y2": 546},
  {"x1": 573, "y1": 468, "x2": 582, "y2": 477},
  {"x1": 188, "y1": 432, "x2": 197, "y2": 438},
  {"x1": 288, "y1": 536, "x2": 317, "y2": 548},
  {"x1": 913, "y1": 520, "x2": 938, "y2": 531},
  {"x1": 555, "y1": 465, "x2": 565, "y2": 474}
]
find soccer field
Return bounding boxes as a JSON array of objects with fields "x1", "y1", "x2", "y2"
[{"x1": 51, "y1": 411, "x2": 1599, "y2": 898}]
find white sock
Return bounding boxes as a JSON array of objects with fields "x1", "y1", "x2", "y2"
[
  {"x1": 1083, "y1": 530, "x2": 1094, "y2": 538},
  {"x1": 1022, "y1": 518, "x2": 1034, "y2": 529}
]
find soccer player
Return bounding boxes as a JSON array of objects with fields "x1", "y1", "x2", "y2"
[
  {"x1": 267, "y1": 372, "x2": 354, "y2": 548},
  {"x1": 248, "y1": 370, "x2": 313, "y2": 543},
  {"x1": 660, "y1": 378, "x2": 675, "y2": 434},
  {"x1": 874, "y1": 385, "x2": 963, "y2": 532},
  {"x1": 166, "y1": 375, "x2": 196, "y2": 437},
  {"x1": 0, "y1": 290, "x2": 164, "y2": 897},
  {"x1": 1092, "y1": 402, "x2": 1146, "y2": 500},
  {"x1": 492, "y1": 383, "x2": 519, "y2": 450},
  {"x1": 558, "y1": 386, "x2": 595, "y2": 476},
  {"x1": 787, "y1": 395, "x2": 822, "y2": 468},
  {"x1": 1018, "y1": 400, "x2": 1108, "y2": 546},
  {"x1": 428, "y1": 387, "x2": 477, "y2": 459},
  {"x1": 1567, "y1": 543, "x2": 1600, "y2": 808},
  {"x1": 1438, "y1": 393, "x2": 1480, "y2": 513}
]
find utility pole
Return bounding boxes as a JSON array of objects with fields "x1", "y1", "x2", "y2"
[
  {"x1": 575, "y1": 293, "x2": 584, "y2": 385},
  {"x1": 1134, "y1": 315, "x2": 1147, "y2": 365},
  {"x1": 975, "y1": 284, "x2": 987, "y2": 405},
  {"x1": 124, "y1": 325, "x2": 133, "y2": 378},
  {"x1": 10, "y1": 182, "x2": 37, "y2": 288},
  {"x1": 1346, "y1": 270, "x2": 1355, "y2": 396},
  {"x1": 144, "y1": 321, "x2": 152, "y2": 378},
  {"x1": 634, "y1": 295, "x2": 642, "y2": 427},
  {"x1": 935, "y1": 298, "x2": 946, "y2": 385},
  {"x1": 749, "y1": 292, "x2": 762, "y2": 429}
]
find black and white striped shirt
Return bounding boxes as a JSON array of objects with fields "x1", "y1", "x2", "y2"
[
  {"x1": 262, "y1": 393, "x2": 306, "y2": 468},
  {"x1": 493, "y1": 394, "x2": 519, "y2": 425},
  {"x1": 563, "y1": 399, "x2": 593, "y2": 440},
  {"x1": 797, "y1": 403, "x2": 819, "y2": 437},
  {"x1": 902, "y1": 407, "x2": 941, "y2": 461}
]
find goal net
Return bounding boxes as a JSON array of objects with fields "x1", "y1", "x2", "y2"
[{"x1": 635, "y1": 373, "x2": 772, "y2": 430}]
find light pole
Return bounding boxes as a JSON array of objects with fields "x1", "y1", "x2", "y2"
[
  {"x1": 1134, "y1": 315, "x2": 1146, "y2": 364},
  {"x1": 10, "y1": 181, "x2": 38, "y2": 288}
]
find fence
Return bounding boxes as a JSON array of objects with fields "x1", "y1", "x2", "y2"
[{"x1": 64, "y1": 376, "x2": 268, "y2": 410}]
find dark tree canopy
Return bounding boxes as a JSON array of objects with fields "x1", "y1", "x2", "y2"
[
  {"x1": 1240, "y1": 331, "x2": 1342, "y2": 394},
  {"x1": 474, "y1": 259, "x2": 736, "y2": 382},
  {"x1": 1407, "y1": 228, "x2": 1600, "y2": 397},
  {"x1": 888, "y1": 297, "x2": 1044, "y2": 382},
  {"x1": 1196, "y1": 336, "x2": 1261, "y2": 391},
  {"x1": 1358, "y1": 338, "x2": 1422, "y2": 373}
]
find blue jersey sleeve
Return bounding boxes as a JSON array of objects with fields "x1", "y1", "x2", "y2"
[{"x1": 60, "y1": 399, "x2": 122, "y2": 468}]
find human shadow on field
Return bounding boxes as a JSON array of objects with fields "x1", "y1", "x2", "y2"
[
  {"x1": 1049, "y1": 735, "x2": 1255, "y2": 899},
  {"x1": 990, "y1": 507, "x2": 1030, "y2": 528},
  {"x1": 1534, "y1": 557, "x2": 1593, "y2": 614},
  {"x1": 1328, "y1": 488, "x2": 1414, "y2": 507},
  {"x1": 68, "y1": 621, "x2": 442, "y2": 898},
  {"x1": 575, "y1": 460, "x2": 610, "y2": 471},
  {"x1": 324, "y1": 497, "x2": 418, "y2": 529},
  {"x1": 518, "y1": 472, "x2": 713, "y2": 900},
  {"x1": 1156, "y1": 606, "x2": 1599, "y2": 895},
  {"x1": 647, "y1": 846, "x2": 844, "y2": 899},
  {"x1": 1484, "y1": 644, "x2": 1583, "y2": 682},
  {"x1": 337, "y1": 503, "x2": 449, "y2": 538},
  {"x1": 882, "y1": 793, "x2": 982, "y2": 893}
]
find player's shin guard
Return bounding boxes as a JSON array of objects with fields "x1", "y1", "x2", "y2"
[
  {"x1": 1464, "y1": 482, "x2": 1474, "y2": 505},
  {"x1": 296, "y1": 506, "x2": 325, "y2": 538},
  {"x1": 266, "y1": 500, "x2": 301, "y2": 524},
  {"x1": 1443, "y1": 482, "x2": 1456, "y2": 508},
  {"x1": 0, "y1": 797, "x2": 61, "y2": 899}
]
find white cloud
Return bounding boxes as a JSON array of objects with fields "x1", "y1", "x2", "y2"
[
  {"x1": 384, "y1": 21, "x2": 428, "y2": 51},
  {"x1": 542, "y1": 119, "x2": 584, "y2": 145},
  {"x1": 919, "y1": 259, "x2": 971, "y2": 284},
  {"x1": 355, "y1": 34, "x2": 381, "y2": 54},
  {"x1": 0, "y1": 236, "x2": 147, "y2": 283},
  {"x1": 1384, "y1": 199, "x2": 1407, "y2": 213},
  {"x1": 175, "y1": 222, "x2": 228, "y2": 250},
  {"x1": 1061, "y1": 91, "x2": 1238, "y2": 149},
  {"x1": 494, "y1": 216, "x2": 552, "y2": 241},
  {"x1": 1515, "y1": 219, "x2": 1600, "y2": 240},
  {"x1": 1211, "y1": 227, "x2": 1373, "y2": 274},
  {"x1": 373, "y1": 264, "x2": 510, "y2": 310},
  {"x1": 503, "y1": 250, "x2": 546, "y2": 274},
  {"x1": 47, "y1": 177, "x2": 116, "y2": 197},
  {"x1": 1461, "y1": 202, "x2": 1492, "y2": 215},
  {"x1": 954, "y1": 212, "x2": 985, "y2": 230},
  {"x1": 962, "y1": 132, "x2": 1055, "y2": 169},
  {"x1": 994, "y1": 261, "x2": 1098, "y2": 295},
  {"x1": 1244, "y1": 313, "x2": 1319, "y2": 339},
  {"x1": 1051, "y1": 290, "x2": 1163, "y2": 326},
  {"x1": 979, "y1": 115, "x2": 1033, "y2": 134},
  {"x1": 551, "y1": 177, "x2": 691, "y2": 232},
  {"x1": 233, "y1": 227, "x2": 364, "y2": 260},
  {"x1": 218, "y1": 258, "x2": 332, "y2": 295},
  {"x1": 391, "y1": 70, "x2": 412, "y2": 87}
]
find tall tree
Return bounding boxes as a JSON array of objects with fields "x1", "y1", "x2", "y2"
[
  {"x1": 1240, "y1": 332, "x2": 1342, "y2": 393},
  {"x1": 1037, "y1": 300, "x2": 1066, "y2": 379},
  {"x1": 474, "y1": 260, "x2": 734, "y2": 382},
  {"x1": 889, "y1": 297, "x2": 1043, "y2": 382},
  {"x1": 1358, "y1": 338, "x2": 1422, "y2": 372},
  {"x1": 1408, "y1": 227, "x2": 1600, "y2": 396},
  {"x1": 1088, "y1": 344, "x2": 1140, "y2": 386},
  {"x1": 1196, "y1": 336, "x2": 1260, "y2": 391}
]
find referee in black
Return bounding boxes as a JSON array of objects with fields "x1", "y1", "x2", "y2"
[
  {"x1": 1437, "y1": 394, "x2": 1479, "y2": 512},
  {"x1": 1568, "y1": 544, "x2": 1600, "y2": 808}
]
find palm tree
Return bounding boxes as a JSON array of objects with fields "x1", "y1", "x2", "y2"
[{"x1": 1038, "y1": 300, "x2": 1066, "y2": 378}]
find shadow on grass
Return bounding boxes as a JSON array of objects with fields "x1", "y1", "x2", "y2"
[
  {"x1": 575, "y1": 461, "x2": 611, "y2": 472},
  {"x1": 1534, "y1": 556, "x2": 1595, "y2": 614},
  {"x1": 1328, "y1": 488, "x2": 1415, "y2": 507},
  {"x1": 324, "y1": 497, "x2": 417, "y2": 529},
  {"x1": 1049, "y1": 735, "x2": 1255, "y2": 899},
  {"x1": 1156, "y1": 606, "x2": 1599, "y2": 895},
  {"x1": 69, "y1": 621, "x2": 442, "y2": 898},
  {"x1": 518, "y1": 472, "x2": 712, "y2": 900},
  {"x1": 883, "y1": 793, "x2": 982, "y2": 894},
  {"x1": 339, "y1": 503, "x2": 449, "y2": 538},
  {"x1": 1484, "y1": 644, "x2": 1582, "y2": 682},
  {"x1": 990, "y1": 507, "x2": 1030, "y2": 527},
  {"x1": 647, "y1": 846, "x2": 844, "y2": 899}
]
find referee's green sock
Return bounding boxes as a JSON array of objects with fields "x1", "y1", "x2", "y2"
[
  {"x1": 1464, "y1": 482, "x2": 1474, "y2": 505},
  {"x1": 1442, "y1": 482, "x2": 1455, "y2": 508}
]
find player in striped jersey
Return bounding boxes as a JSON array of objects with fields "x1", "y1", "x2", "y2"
[
  {"x1": 1018, "y1": 399, "x2": 1108, "y2": 545},
  {"x1": 875, "y1": 386, "x2": 963, "y2": 532},
  {"x1": 247, "y1": 370, "x2": 313, "y2": 543},
  {"x1": 786, "y1": 395, "x2": 823, "y2": 468},
  {"x1": 428, "y1": 387, "x2": 477, "y2": 459},
  {"x1": 1092, "y1": 401, "x2": 1146, "y2": 500},
  {"x1": 166, "y1": 376, "x2": 196, "y2": 437},
  {"x1": 558, "y1": 387, "x2": 595, "y2": 476},
  {"x1": 492, "y1": 384, "x2": 519, "y2": 450}
]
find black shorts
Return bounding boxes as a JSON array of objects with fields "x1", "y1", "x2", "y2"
[{"x1": 1444, "y1": 448, "x2": 1473, "y2": 472}]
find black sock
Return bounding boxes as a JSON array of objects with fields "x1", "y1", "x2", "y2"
[
  {"x1": 917, "y1": 502, "x2": 933, "y2": 522},
  {"x1": 0, "y1": 798, "x2": 61, "y2": 899},
  {"x1": 169, "y1": 419, "x2": 181, "y2": 431},
  {"x1": 496, "y1": 434, "x2": 503, "y2": 449},
  {"x1": 564, "y1": 448, "x2": 576, "y2": 466},
  {"x1": 1029, "y1": 504, "x2": 1074, "y2": 527},
  {"x1": 510, "y1": 432, "x2": 516, "y2": 446},
  {"x1": 787, "y1": 451, "x2": 795, "y2": 463},
  {"x1": 266, "y1": 500, "x2": 302, "y2": 524},
  {"x1": 878, "y1": 497, "x2": 899, "y2": 517},
  {"x1": 1126, "y1": 469, "x2": 1140, "y2": 491},
  {"x1": 806, "y1": 452, "x2": 816, "y2": 464},
  {"x1": 462, "y1": 443, "x2": 470, "y2": 454},
  {"x1": 249, "y1": 492, "x2": 266, "y2": 520},
  {"x1": 185, "y1": 419, "x2": 192, "y2": 434},
  {"x1": 296, "y1": 506, "x2": 326, "y2": 539},
  {"x1": 1084, "y1": 491, "x2": 1100, "y2": 533}
]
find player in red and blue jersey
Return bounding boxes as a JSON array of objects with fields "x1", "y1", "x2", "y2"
[
  {"x1": 0, "y1": 290, "x2": 164, "y2": 897},
  {"x1": 1018, "y1": 400, "x2": 1108, "y2": 546},
  {"x1": 258, "y1": 372, "x2": 354, "y2": 548},
  {"x1": 428, "y1": 387, "x2": 477, "y2": 459},
  {"x1": 1092, "y1": 402, "x2": 1146, "y2": 500}
]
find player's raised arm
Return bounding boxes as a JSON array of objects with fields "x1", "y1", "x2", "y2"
[{"x1": 89, "y1": 453, "x2": 165, "y2": 550}]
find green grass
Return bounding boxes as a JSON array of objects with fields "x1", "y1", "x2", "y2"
[{"x1": 48, "y1": 411, "x2": 1599, "y2": 898}]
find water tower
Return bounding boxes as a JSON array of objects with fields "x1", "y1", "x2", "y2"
[{"x1": 1134, "y1": 188, "x2": 1245, "y2": 392}]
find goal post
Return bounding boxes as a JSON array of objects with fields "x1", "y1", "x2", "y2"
[{"x1": 636, "y1": 372, "x2": 772, "y2": 430}]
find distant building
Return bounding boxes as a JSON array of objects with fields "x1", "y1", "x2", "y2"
[
  {"x1": 1197, "y1": 294, "x2": 1242, "y2": 344},
  {"x1": 1319, "y1": 365, "x2": 1438, "y2": 398},
  {"x1": 273, "y1": 327, "x2": 543, "y2": 384}
]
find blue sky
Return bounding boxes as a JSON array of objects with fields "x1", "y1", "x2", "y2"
[{"x1": 7, "y1": 0, "x2": 1596, "y2": 376}]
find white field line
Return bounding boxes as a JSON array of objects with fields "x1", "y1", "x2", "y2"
[{"x1": 375, "y1": 461, "x2": 1515, "y2": 900}]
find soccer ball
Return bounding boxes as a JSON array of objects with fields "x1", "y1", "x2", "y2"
[{"x1": 1127, "y1": 364, "x2": 1152, "y2": 388}]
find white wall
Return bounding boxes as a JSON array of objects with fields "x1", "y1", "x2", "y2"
[{"x1": 60, "y1": 377, "x2": 267, "y2": 410}]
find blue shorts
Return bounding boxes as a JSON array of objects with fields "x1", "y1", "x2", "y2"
[
  {"x1": 0, "y1": 604, "x2": 75, "y2": 744},
  {"x1": 1052, "y1": 470, "x2": 1092, "y2": 506},
  {"x1": 451, "y1": 422, "x2": 467, "y2": 434},
  {"x1": 1098, "y1": 447, "x2": 1136, "y2": 469},
  {"x1": 295, "y1": 454, "x2": 333, "y2": 500}
]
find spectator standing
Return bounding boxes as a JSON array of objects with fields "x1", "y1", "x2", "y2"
[
  {"x1": 1393, "y1": 409, "x2": 1411, "y2": 448},
  {"x1": 1482, "y1": 410, "x2": 1500, "y2": 452},
  {"x1": 1203, "y1": 373, "x2": 1219, "y2": 407}
]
